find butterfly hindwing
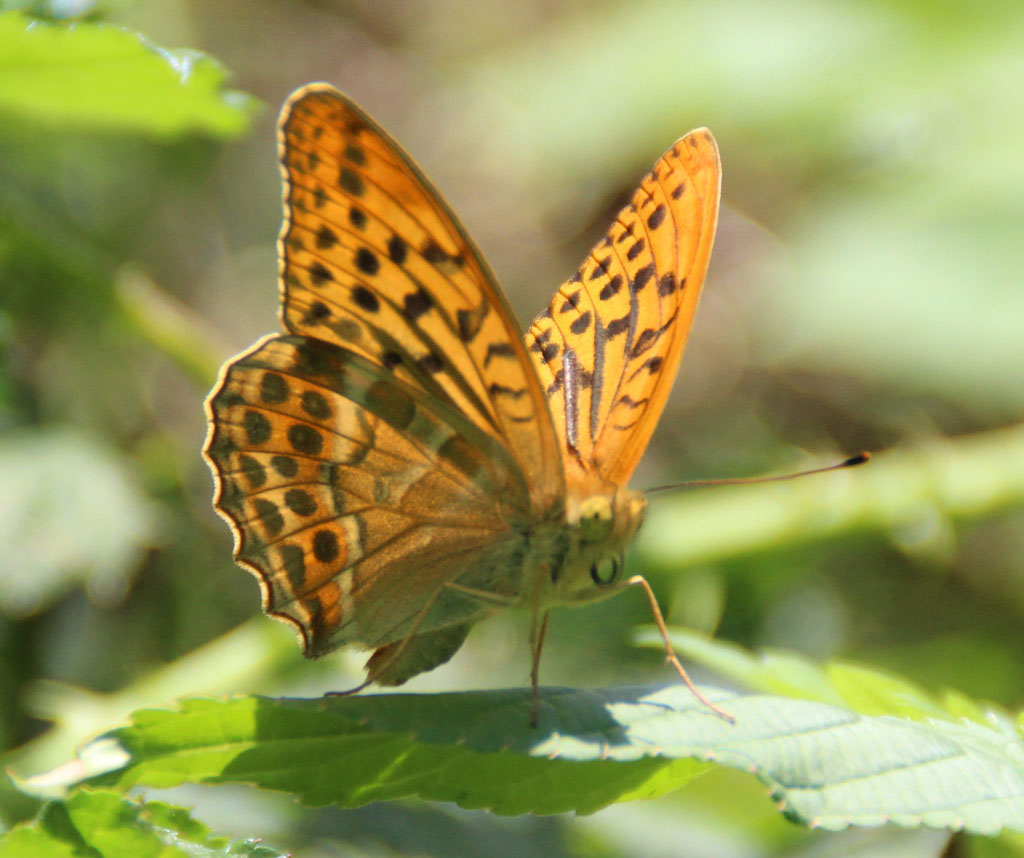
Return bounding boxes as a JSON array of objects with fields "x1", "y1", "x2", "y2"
[
  {"x1": 525, "y1": 130, "x2": 721, "y2": 488},
  {"x1": 278, "y1": 84, "x2": 563, "y2": 513},
  {"x1": 205, "y1": 335, "x2": 528, "y2": 659}
]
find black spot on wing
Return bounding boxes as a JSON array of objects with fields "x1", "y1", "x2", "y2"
[
  {"x1": 351, "y1": 285, "x2": 380, "y2": 313},
  {"x1": 313, "y1": 529, "x2": 339, "y2": 563},
  {"x1": 387, "y1": 235, "x2": 407, "y2": 264},
  {"x1": 253, "y1": 498, "x2": 284, "y2": 538},
  {"x1": 626, "y1": 239, "x2": 646, "y2": 261},
  {"x1": 484, "y1": 342, "x2": 516, "y2": 366},
  {"x1": 355, "y1": 247, "x2": 379, "y2": 276},
  {"x1": 260, "y1": 372, "x2": 288, "y2": 404},
  {"x1": 339, "y1": 168, "x2": 364, "y2": 196},
  {"x1": 599, "y1": 275, "x2": 623, "y2": 301},
  {"x1": 605, "y1": 314, "x2": 630, "y2": 339},
  {"x1": 646, "y1": 204, "x2": 667, "y2": 229},
  {"x1": 488, "y1": 383, "x2": 527, "y2": 400},
  {"x1": 658, "y1": 273, "x2": 678, "y2": 296},
  {"x1": 316, "y1": 225, "x2": 338, "y2": 249},
  {"x1": 612, "y1": 418, "x2": 640, "y2": 431},
  {"x1": 285, "y1": 488, "x2": 317, "y2": 516},
  {"x1": 421, "y1": 239, "x2": 450, "y2": 266},
  {"x1": 560, "y1": 292, "x2": 583, "y2": 313},
  {"x1": 569, "y1": 312, "x2": 592, "y2": 335},
  {"x1": 617, "y1": 394, "x2": 648, "y2": 410},
  {"x1": 629, "y1": 327, "x2": 662, "y2": 359},
  {"x1": 589, "y1": 259, "x2": 611, "y2": 280},
  {"x1": 279, "y1": 543, "x2": 306, "y2": 591},
  {"x1": 402, "y1": 288, "x2": 432, "y2": 320},
  {"x1": 271, "y1": 455, "x2": 298, "y2": 478},
  {"x1": 457, "y1": 302, "x2": 488, "y2": 342},
  {"x1": 344, "y1": 143, "x2": 366, "y2": 165},
  {"x1": 631, "y1": 263, "x2": 655, "y2": 293},
  {"x1": 301, "y1": 390, "x2": 331, "y2": 420},
  {"x1": 239, "y1": 454, "x2": 266, "y2": 488},
  {"x1": 309, "y1": 262, "x2": 333, "y2": 287},
  {"x1": 529, "y1": 327, "x2": 553, "y2": 350},
  {"x1": 305, "y1": 301, "x2": 331, "y2": 323},
  {"x1": 288, "y1": 424, "x2": 324, "y2": 456},
  {"x1": 626, "y1": 355, "x2": 663, "y2": 382}
]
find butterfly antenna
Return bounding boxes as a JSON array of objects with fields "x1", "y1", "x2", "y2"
[{"x1": 645, "y1": 452, "x2": 870, "y2": 496}]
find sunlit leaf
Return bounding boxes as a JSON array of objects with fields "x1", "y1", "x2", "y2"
[
  {"x1": 0, "y1": 11, "x2": 255, "y2": 137},
  {"x1": 71, "y1": 689, "x2": 1024, "y2": 831}
]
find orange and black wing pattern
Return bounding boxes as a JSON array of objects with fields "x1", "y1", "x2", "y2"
[{"x1": 525, "y1": 130, "x2": 721, "y2": 490}]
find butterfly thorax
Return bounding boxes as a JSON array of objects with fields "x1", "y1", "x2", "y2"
[{"x1": 538, "y1": 486, "x2": 646, "y2": 607}]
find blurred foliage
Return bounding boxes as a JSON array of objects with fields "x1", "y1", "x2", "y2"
[
  {"x1": 0, "y1": 788, "x2": 289, "y2": 858},
  {"x1": 0, "y1": 1, "x2": 1022, "y2": 856}
]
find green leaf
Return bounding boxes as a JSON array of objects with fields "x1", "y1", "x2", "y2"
[
  {"x1": 73, "y1": 688, "x2": 1024, "y2": 831},
  {"x1": 0, "y1": 788, "x2": 288, "y2": 858},
  {"x1": 0, "y1": 11, "x2": 256, "y2": 137},
  {"x1": 652, "y1": 628, "x2": 1006, "y2": 724}
]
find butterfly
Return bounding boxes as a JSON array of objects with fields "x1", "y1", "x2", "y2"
[{"x1": 204, "y1": 83, "x2": 723, "y2": 722}]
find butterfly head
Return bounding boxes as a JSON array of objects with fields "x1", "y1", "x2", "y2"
[{"x1": 554, "y1": 488, "x2": 645, "y2": 603}]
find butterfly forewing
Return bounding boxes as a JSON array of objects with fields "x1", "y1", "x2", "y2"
[
  {"x1": 525, "y1": 130, "x2": 721, "y2": 488},
  {"x1": 277, "y1": 85, "x2": 562, "y2": 512}
]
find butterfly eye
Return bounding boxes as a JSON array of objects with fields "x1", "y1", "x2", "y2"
[{"x1": 590, "y1": 556, "x2": 620, "y2": 587}]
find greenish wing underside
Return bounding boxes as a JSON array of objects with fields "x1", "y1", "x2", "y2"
[{"x1": 205, "y1": 334, "x2": 524, "y2": 664}]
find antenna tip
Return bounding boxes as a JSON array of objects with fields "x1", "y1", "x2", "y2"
[{"x1": 843, "y1": 451, "x2": 871, "y2": 467}]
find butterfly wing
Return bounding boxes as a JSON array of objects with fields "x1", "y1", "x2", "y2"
[
  {"x1": 277, "y1": 84, "x2": 562, "y2": 511},
  {"x1": 205, "y1": 335, "x2": 531, "y2": 673},
  {"x1": 524, "y1": 130, "x2": 721, "y2": 488}
]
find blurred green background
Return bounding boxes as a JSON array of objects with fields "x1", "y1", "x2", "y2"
[{"x1": 1, "y1": 0, "x2": 1023, "y2": 855}]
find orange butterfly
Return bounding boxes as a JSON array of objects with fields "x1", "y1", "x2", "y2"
[{"x1": 204, "y1": 83, "x2": 723, "y2": 721}]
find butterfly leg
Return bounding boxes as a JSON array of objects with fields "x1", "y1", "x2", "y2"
[
  {"x1": 441, "y1": 581, "x2": 518, "y2": 606},
  {"x1": 443, "y1": 580, "x2": 549, "y2": 726},
  {"x1": 626, "y1": 575, "x2": 735, "y2": 723},
  {"x1": 528, "y1": 608, "x2": 551, "y2": 728}
]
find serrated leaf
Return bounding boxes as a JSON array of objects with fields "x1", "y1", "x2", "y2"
[
  {"x1": 0, "y1": 11, "x2": 255, "y2": 137},
  {"x1": 74, "y1": 688, "x2": 1024, "y2": 831},
  {"x1": 656, "y1": 628, "x2": 1010, "y2": 726},
  {"x1": 0, "y1": 788, "x2": 288, "y2": 857}
]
